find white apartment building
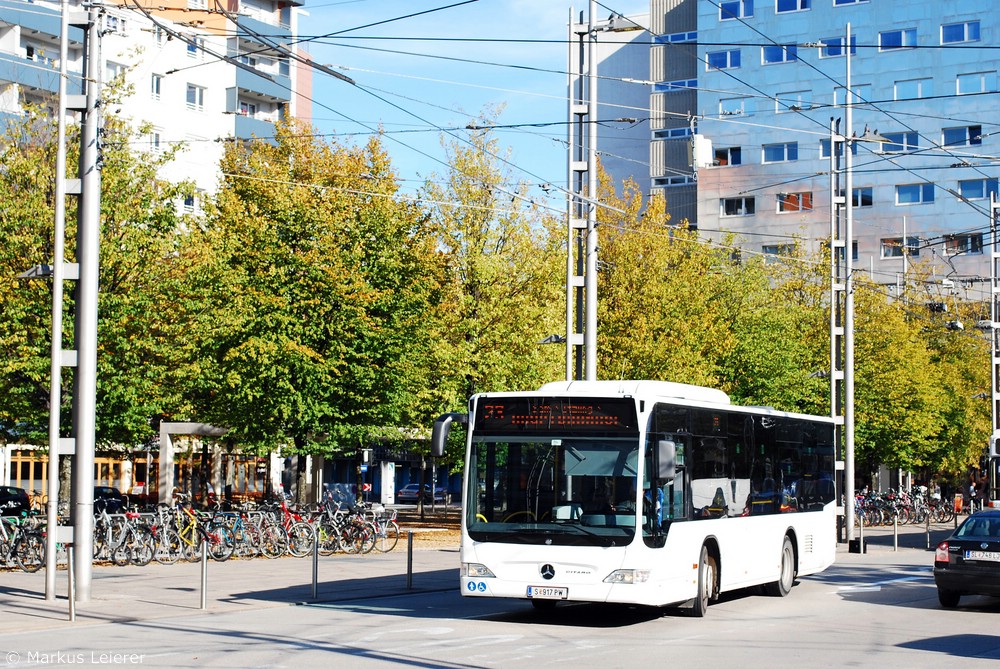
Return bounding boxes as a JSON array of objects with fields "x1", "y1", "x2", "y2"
[{"x1": 0, "y1": 0, "x2": 312, "y2": 210}]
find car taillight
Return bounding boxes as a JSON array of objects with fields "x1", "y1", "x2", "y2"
[{"x1": 935, "y1": 541, "x2": 950, "y2": 564}]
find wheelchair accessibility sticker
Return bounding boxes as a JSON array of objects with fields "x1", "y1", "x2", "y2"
[{"x1": 467, "y1": 581, "x2": 488, "y2": 593}]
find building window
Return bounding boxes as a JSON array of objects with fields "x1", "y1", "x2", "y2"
[
  {"x1": 957, "y1": 71, "x2": 994, "y2": 95},
  {"x1": 653, "y1": 127, "x2": 693, "y2": 140},
  {"x1": 151, "y1": 74, "x2": 163, "y2": 100},
  {"x1": 188, "y1": 0, "x2": 207, "y2": 9},
  {"x1": 881, "y1": 132, "x2": 918, "y2": 153},
  {"x1": 149, "y1": 130, "x2": 162, "y2": 154},
  {"x1": 776, "y1": 0, "x2": 810, "y2": 12},
  {"x1": 239, "y1": 100, "x2": 258, "y2": 117},
  {"x1": 943, "y1": 125, "x2": 982, "y2": 147},
  {"x1": 105, "y1": 61, "x2": 125, "y2": 82},
  {"x1": 655, "y1": 31, "x2": 698, "y2": 44},
  {"x1": 653, "y1": 79, "x2": 697, "y2": 93},
  {"x1": 958, "y1": 178, "x2": 999, "y2": 201},
  {"x1": 820, "y1": 139, "x2": 858, "y2": 158},
  {"x1": 721, "y1": 197, "x2": 755, "y2": 217},
  {"x1": 720, "y1": 97, "x2": 749, "y2": 116},
  {"x1": 777, "y1": 192, "x2": 813, "y2": 213},
  {"x1": 840, "y1": 187, "x2": 874, "y2": 207},
  {"x1": 833, "y1": 0, "x2": 867, "y2": 5},
  {"x1": 942, "y1": 20, "x2": 980, "y2": 44},
  {"x1": 894, "y1": 78, "x2": 932, "y2": 100},
  {"x1": 714, "y1": 147, "x2": 742, "y2": 166},
  {"x1": 762, "y1": 244, "x2": 795, "y2": 259},
  {"x1": 720, "y1": 0, "x2": 753, "y2": 20},
  {"x1": 853, "y1": 187, "x2": 873, "y2": 208},
  {"x1": 944, "y1": 234, "x2": 983, "y2": 255},
  {"x1": 776, "y1": 90, "x2": 810, "y2": 113},
  {"x1": 762, "y1": 45, "x2": 797, "y2": 64},
  {"x1": 707, "y1": 50, "x2": 741, "y2": 70},
  {"x1": 881, "y1": 237, "x2": 920, "y2": 259},
  {"x1": 879, "y1": 28, "x2": 917, "y2": 51},
  {"x1": 818, "y1": 35, "x2": 856, "y2": 58},
  {"x1": 834, "y1": 84, "x2": 871, "y2": 106},
  {"x1": 186, "y1": 84, "x2": 205, "y2": 111},
  {"x1": 187, "y1": 37, "x2": 203, "y2": 59},
  {"x1": 895, "y1": 183, "x2": 934, "y2": 205},
  {"x1": 763, "y1": 142, "x2": 798, "y2": 163}
]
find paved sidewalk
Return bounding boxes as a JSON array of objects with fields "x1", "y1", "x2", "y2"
[
  {"x1": 0, "y1": 535, "x2": 460, "y2": 632},
  {"x1": 0, "y1": 519, "x2": 955, "y2": 633}
]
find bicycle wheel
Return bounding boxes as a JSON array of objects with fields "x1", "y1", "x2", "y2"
[
  {"x1": 129, "y1": 527, "x2": 155, "y2": 567},
  {"x1": 354, "y1": 521, "x2": 376, "y2": 555},
  {"x1": 205, "y1": 524, "x2": 235, "y2": 562},
  {"x1": 286, "y1": 522, "x2": 315, "y2": 558},
  {"x1": 14, "y1": 531, "x2": 44, "y2": 573},
  {"x1": 316, "y1": 521, "x2": 341, "y2": 556},
  {"x1": 154, "y1": 528, "x2": 182, "y2": 565},
  {"x1": 258, "y1": 524, "x2": 287, "y2": 559},
  {"x1": 374, "y1": 521, "x2": 399, "y2": 553}
]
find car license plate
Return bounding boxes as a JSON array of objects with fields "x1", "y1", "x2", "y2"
[
  {"x1": 964, "y1": 550, "x2": 1000, "y2": 562},
  {"x1": 526, "y1": 586, "x2": 568, "y2": 600}
]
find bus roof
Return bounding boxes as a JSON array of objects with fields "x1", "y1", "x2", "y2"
[{"x1": 537, "y1": 380, "x2": 731, "y2": 405}]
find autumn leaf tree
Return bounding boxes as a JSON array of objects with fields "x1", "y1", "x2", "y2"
[{"x1": 186, "y1": 120, "x2": 446, "y2": 497}]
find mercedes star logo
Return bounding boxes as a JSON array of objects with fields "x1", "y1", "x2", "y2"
[{"x1": 540, "y1": 564, "x2": 555, "y2": 580}]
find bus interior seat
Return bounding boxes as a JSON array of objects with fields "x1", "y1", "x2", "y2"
[{"x1": 552, "y1": 504, "x2": 583, "y2": 521}]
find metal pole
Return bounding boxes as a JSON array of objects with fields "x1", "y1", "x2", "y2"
[
  {"x1": 45, "y1": 0, "x2": 71, "y2": 602},
  {"x1": 200, "y1": 540, "x2": 208, "y2": 610},
  {"x1": 406, "y1": 531, "x2": 414, "y2": 590},
  {"x1": 311, "y1": 523, "x2": 319, "y2": 599},
  {"x1": 71, "y1": 5, "x2": 102, "y2": 603},
  {"x1": 584, "y1": 0, "x2": 598, "y2": 381},
  {"x1": 565, "y1": 8, "x2": 576, "y2": 381},
  {"x1": 892, "y1": 514, "x2": 898, "y2": 551},
  {"x1": 844, "y1": 22, "x2": 857, "y2": 543},
  {"x1": 67, "y1": 544, "x2": 75, "y2": 622}
]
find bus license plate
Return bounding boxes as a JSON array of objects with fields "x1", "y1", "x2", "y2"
[
  {"x1": 965, "y1": 550, "x2": 1000, "y2": 562},
  {"x1": 527, "y1": 586, "x2": 568, "y2": 600}
]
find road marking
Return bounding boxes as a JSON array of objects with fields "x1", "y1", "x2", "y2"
[{"x1": 836, "y1": 573, "x2": 931, "y2": 593}]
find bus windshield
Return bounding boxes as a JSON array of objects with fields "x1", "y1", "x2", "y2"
[{"x1": 467, "y1": 438, "x2": 640, "y2": 547}]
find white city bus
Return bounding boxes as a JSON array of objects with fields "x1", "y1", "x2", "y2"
[{"x1": 431, "y1": 380, "x2": 840, "y2": 616}]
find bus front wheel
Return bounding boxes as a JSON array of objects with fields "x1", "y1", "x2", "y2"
[
  {"x1": 691, "y1": 545, "x2": 716, "y2": 617},
  {"x1": 765, "y1": 535, "x2": 796, "y2": 597}
]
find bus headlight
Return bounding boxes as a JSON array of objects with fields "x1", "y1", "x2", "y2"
[
  {"x1": 603, "y1": 569, "x2": 650, "y2": 584},
  {"x1": 462, "y1": 563, "x2": 496, "y2": 578}
]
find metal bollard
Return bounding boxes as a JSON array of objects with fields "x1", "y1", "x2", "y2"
[
  {"x1": 311, "y1": 523, "x2": 319, "y2": 600},
  {"x1": 200, "y1": 540, "x2": 208, "y2": 610},
  {"x1": 67, "y1": 544, "x2": 76, "y2": 622},
  {"x1": 406, "y1": 531, "x2": 414, "y2": 590},
  {"x1": 926, "y1": 513, "x2": 931, "y2": 549},
  {"x1": 892, "y1": 514, "x2": 898, "y2": 551}
]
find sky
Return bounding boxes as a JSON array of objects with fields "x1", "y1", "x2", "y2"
[{"x1": 300, "y1": 0, "x2": 650, "y2": 208}]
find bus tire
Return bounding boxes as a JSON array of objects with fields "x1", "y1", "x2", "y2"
[
  {"x1": 765, "y1": 535, "x2": 796, "y2": 597},
  {"x1": 691, "y1": 544, "x2": 715, "y2": 617}
]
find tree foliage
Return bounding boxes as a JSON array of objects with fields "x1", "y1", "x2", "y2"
[{"x1": 185, "y1": 121, "x2": 445, "y2": 457}]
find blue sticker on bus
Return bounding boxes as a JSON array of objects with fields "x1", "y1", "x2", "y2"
[
  {"x1": 467, "y1": 581, "x2": 478, "y2": 592},
  {"x1": 477, "y1": 582, "x2": 487, "y2": 592}
]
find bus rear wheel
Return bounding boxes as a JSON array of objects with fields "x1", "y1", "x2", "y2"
[
  {"x1": 691, "y1": 545, "x2": 716, "y2": 617},
  {"x1": 765, "y1": 535, "x2": 796, "y2": 597}
]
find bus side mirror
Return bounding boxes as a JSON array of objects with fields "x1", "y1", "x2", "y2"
[
  {"x1": 657, "y1": 440, "x2": 676, "y2": 482},
  {"x1": 431, "y1": 413, "x2": 467, "y2": 457}
]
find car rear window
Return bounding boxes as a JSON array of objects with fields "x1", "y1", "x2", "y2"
[{"x1": 958, "y1": 518, "x2": 1000, "y2": 538}]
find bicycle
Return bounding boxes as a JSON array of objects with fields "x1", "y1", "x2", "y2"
[
  {"x1": 369, "y1": 506, "x2": 400, "y2": 553},
  {"x1": 1, "y1": 513, "x2": 44, "y2": 573},
  {"x1": 174, "y1": 496, "x2": 235, "y2": 562}
]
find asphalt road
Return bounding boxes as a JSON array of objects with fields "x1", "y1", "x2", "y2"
[{"x1": 2, "y1": 524, "x2": 999, "y2": 668}]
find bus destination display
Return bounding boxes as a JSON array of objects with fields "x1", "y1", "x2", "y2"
[{"x1": 473, "y1": 397, "x2": 638, "y2": 435}]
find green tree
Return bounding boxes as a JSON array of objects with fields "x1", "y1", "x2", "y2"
[
  {"x1": 422, "y1": 122, "x2": 565, "y2": 405},
  {"x1": 186, "y1": 121, "x2": 445, "y2": 487},
  {"x1": 0, "y1": 100, "x2": 194, "y2": 450}
]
